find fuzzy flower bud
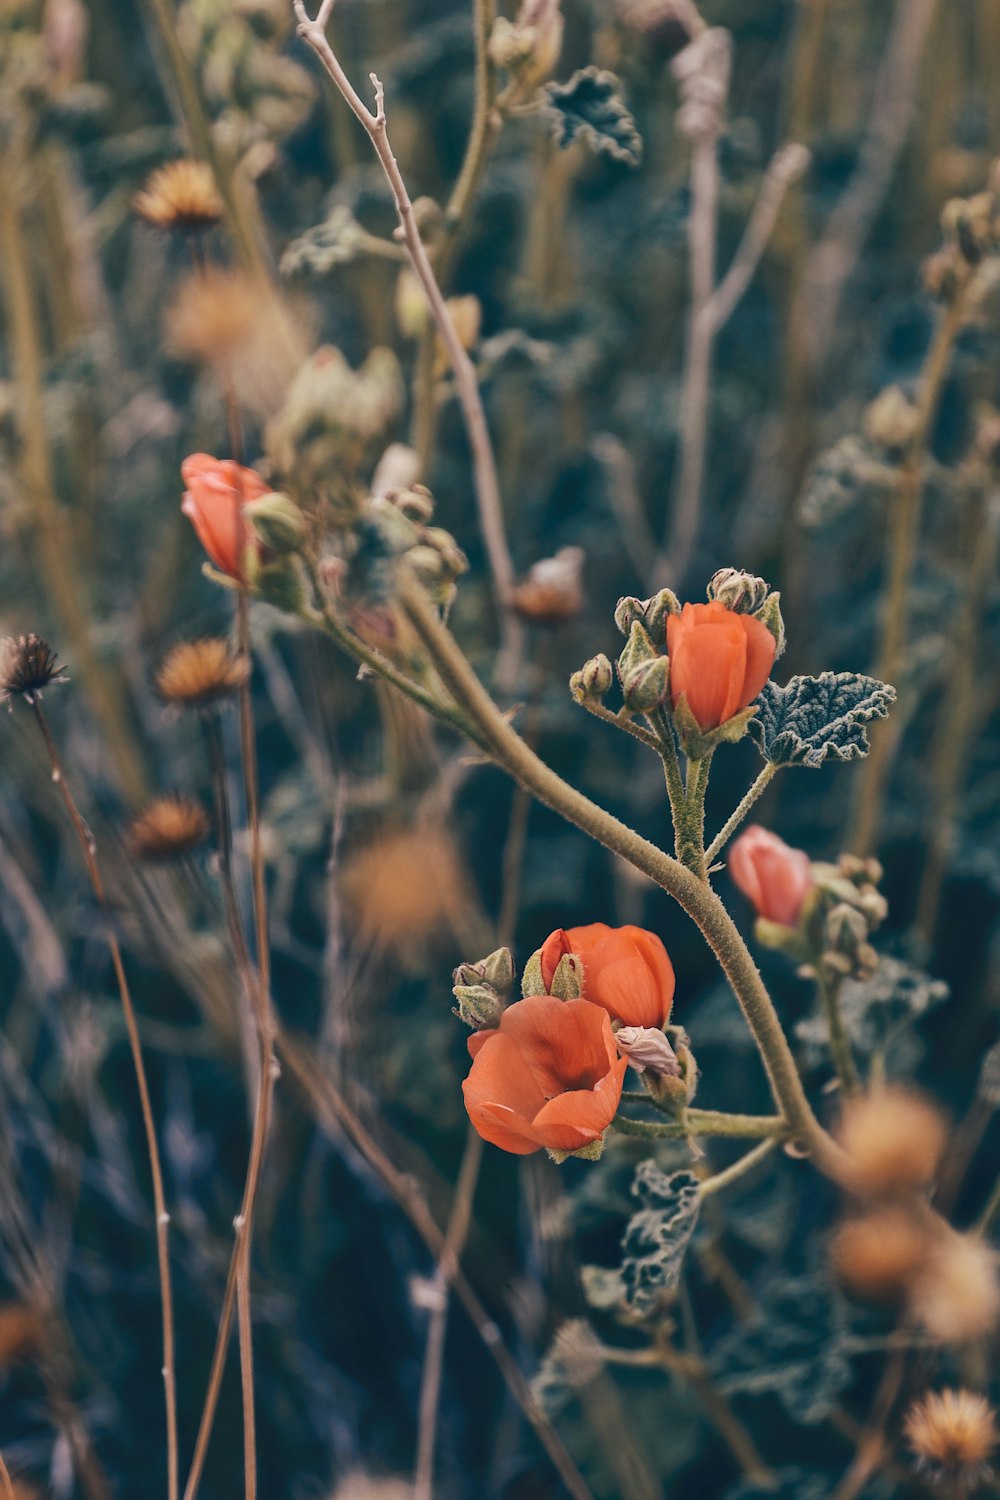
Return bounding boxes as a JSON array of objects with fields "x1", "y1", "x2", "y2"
[
  {"x1": 706, "y1": 567, "x2": 769, "y2": 614},
  {"x1": 614, "y1": 588, "x2": 680, "y2": 638},
  {"x1": 570, "y1": 654, "x2": 613, "y2": 702},
  {"x1": 453, "y1": 983, "x2": 505, "y2": 1031},
  {"x1": 454, "y1": 947, "x2": 515, "y2": 997},
  {"x1": 729, "y1": 826, "x2": 814, "y2": 929},
  {"x1": 243, "y1": 490, "x2": 307, "y2": 555},
  {"x1": 620, "y1": 655, "x2": 671, "y2": 712}
]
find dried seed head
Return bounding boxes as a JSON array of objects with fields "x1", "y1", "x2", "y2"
[
  {"x1": 154, "y1": 639, "x2": 249, "y2": 709},
  {"x1": 166, "y1": 267, "x2": 305, "y2": 420},
  {"x1": 911, "y1": 1229, "x2": 1000, "y2": 1344},
  {"x1": 339, "y1": 826, "x2": 470, "y2": 959},
  {"x1": 0, "y1": 1303, "x2": 47, "y2": 1367},
  {"x1": 835, "y1": 1086, "x2": 947, "y2": 1197},
  {"x1": 831, "y1": 1207, "x2": 929, "y2": 1302},
  {"x1": 133, "y1": 159, "x2": 223, "y2": 234},
  {"x1": 127, "y1": 796, "x2": 211, "y2": 863},
  {"x1": 904, "y1": 1388, "x2": 997, "y2": 1484},
  {"x1": 0, "y1": 634, "x2": 68, "y2": 702},
  {"x1": 511, "y1": 546, "x2": 585, "y2": 623}
]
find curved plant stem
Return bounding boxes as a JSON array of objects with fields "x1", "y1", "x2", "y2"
[
  {"x1": 817, "y1": 972, "x2": 860, "y2": 1096},
  {"x1": 292, "y1": 2, "x2": 520, "y2": 670},
  {"x1": 612, "y1": 1110, "x2": 787, "y2": 1141},
  {"x1": 699, "y1": 1137, "x2": 778, "y2": 1197},
  {"x1": 396, "y1": 569, "x2": 842, "y2": 1173},
  {"x1": 580, "y1": 698, "x2": 663, "y2": 753},
  {"x1": 705, "y1": 762, "x2": 779, "y2": 866},
  {"x1": 27, "y1": 701, "x2": 177, "y2": 1500},
  {"x1": 851, "y1": 275, "x2": 973, "y2": 855}
]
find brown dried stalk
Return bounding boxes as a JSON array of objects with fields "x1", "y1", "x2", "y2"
[{"x1": 25, "y1": 701, "x2": 178, "y2": 1500}]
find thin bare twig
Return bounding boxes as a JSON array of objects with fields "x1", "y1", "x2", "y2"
[
  {"x1": 25, "y1": 701, "x2": 178, "y2": 1500},
  {"x1": 292, "y1": 1, "x2": 521, "y2": 672}
]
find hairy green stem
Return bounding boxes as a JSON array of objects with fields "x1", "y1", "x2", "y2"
[
  {"x1": 699, "y1": 1138, "x2": 778, "y2": 1196},
  {"x1": 817, "y1": 972, "x2": 860, "y2": 1096},
  {"x1": 612, "y1": 1109, "x2": 787, "y2": 1141},
  {"x1": 705, "y1": 762, "x2": 780, "y2": 865}
]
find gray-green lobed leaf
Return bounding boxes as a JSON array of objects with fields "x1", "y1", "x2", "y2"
[
  {"x1": 618, "y1": 1162, "x2": 701, "y2": 1318},
  {"x1": 749, "y1": 672, "x2": 896, "y2": 768},
  {"x1": 541, "y1": 67, "x2": 643, "y2": 167}
]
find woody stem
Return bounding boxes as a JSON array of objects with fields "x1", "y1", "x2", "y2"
[
  {"x1": 612, "y1": 1109, "x2": 787, "y2": 1140},
  {"x1": 397, "y1": 571, "x2": 844, "y2": 1176}
]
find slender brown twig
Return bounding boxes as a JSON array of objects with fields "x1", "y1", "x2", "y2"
[
  {"x1": 25, "y1": 700, "x2": 178, "y2": 1500},
  {"x1": 292, "y1": 1, "x2": 521, "y2": 674}
]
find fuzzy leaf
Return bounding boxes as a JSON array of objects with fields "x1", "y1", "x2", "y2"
[
  {"x1": 542, "y1": 67, "x2": 643, "y2": 167},
  {"x1": 749, "y1": 672, "x2": 896, "y2": 768},
  {"x1": 711, "y1": 1273, "x2": 853, "y2": 1424},
  {"x1": 796, "y1": 957, "x2": 947, "y2": 1064},
  {"x1": 618, "y1": 1162, "x2": 701, "y2": 1318}
]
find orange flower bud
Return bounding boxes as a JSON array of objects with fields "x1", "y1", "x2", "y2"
[
  {"x1": 463, "y1": 996, "x2": 627, "y2": 1155},
  {"x1": 539, "y1": 922, "x2": 675, "y2": 1029},
  {"x1": 181, "y1": 454, "x2": 270, "y2": 583},
  {"x1": 665, "y1": 600, "x2": 775, "y2": 730},
  {"x1": 729, "y1": 825, "x2": 814, "y2": 928}
]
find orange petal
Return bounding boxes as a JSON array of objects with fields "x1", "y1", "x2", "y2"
[
  {"x1": 497, "y1": 997, "x2": 613, "y2": 1097},
  {"x1": 738, "y1": 614, "x2": 776, "y2": 709},
  {"x1": 462, "y1": 1030, "x2": 547, "y2": 1150}
]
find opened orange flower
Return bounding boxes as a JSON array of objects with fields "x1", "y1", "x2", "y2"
[
  {"x1": 666, "y1": 600, "x2": 775, "y2": 731},
  {"x1": 729, "y1": 825, "x2": 813, "y2": 928},
  {"x1": 463, "y1": 996, "x2": 627, "y2": 1154},
  {"x1": 540, "y1": 922, "x2": 674, "y2": 1029},
  {"x1": 181, "y1": 454, "x2": 270, "y2": 583}
]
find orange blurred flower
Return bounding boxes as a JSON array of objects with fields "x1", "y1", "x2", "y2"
[
  {"x1": 463, "y1": 996, "x2": 627, "y2": 1154},
  {"x1": 729, "y1": 825, "x2": 813, "y2": 928},
  {"x1": 540, "y1": 922, "x2": 675, "y2": 1029},
  {"x1": 666, "y1": 600, "x2": 775, "y2": 730},
  {"x1": 181, "y1": 454, "x2": 270, "y2": 582}
]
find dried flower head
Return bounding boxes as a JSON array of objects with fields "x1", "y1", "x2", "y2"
[
  {"x1": 511, "y1": 546, "x2": 585, "y2": 624},
  {"x1": 166, "y1": 267, "x2": 305, "y2": 420},
  {"x1": 835, "y1": 1086, "x2": 947, "y2": 1197},
  {"x1": 154, "y1": 639, "x2": 249, "y2": 709},
  {"x1": 133, "y1": 159, "x2": 223, "y2": 234},
  {"x1": 0, "y1": 634, "x2": 67, "y2": 702},
  {"x1": 831, "y1": 1207, "x2": 929, "y2": 1302},
  {"x1": 127, "y1": 796, "x2": 211, "y2": 863},
  {"x1": 0, "y1": 1303, "x2": 46, "y2": 1367},
  {"x1": 904, "y1": 1388, "x2": 997, "y2": 1485},
  {"x1": 911, "y1": 1229, "x2": 1000, "y2": 1344},
  {"x1": 339, "y1": 826, "x2": 471, "y2": 958}
]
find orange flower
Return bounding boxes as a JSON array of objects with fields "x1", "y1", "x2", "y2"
[
  {"x1": 540, "y1": 922, "x2": 674, "y2": 1029},
  {"x1": 181, "y1": 454, "x2": 270, "y2": 583},
  {"x1": 729, "y1": 825, "x2": 813, "y2": 928},
  {"x1": 666, "y1": 600, "x2": 775, "y2": 730},
  {"x1": 463, "y1": 996, "x2": 627, "y2": 1154}
]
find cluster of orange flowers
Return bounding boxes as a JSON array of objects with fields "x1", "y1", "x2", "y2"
[{"x1": 461, "y1": 923, "x2": 675, "y2": 1155}]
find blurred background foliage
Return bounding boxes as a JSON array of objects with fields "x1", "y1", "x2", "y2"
[{"x1": 1, "y1": 0, "x2": 1000, "y2": 1496}]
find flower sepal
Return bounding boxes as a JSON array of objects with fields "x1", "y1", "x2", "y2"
[
  {"x1": 671, "y1": 694, "x2": 757, "y2": 759},
  {"x1": 200, "y1": 561, "x2": 243, "y2": 592},
  {"x1": 639, "y1": 1024, "x2": 699, "y2": 1113},
  {"x1": 546, "y1": 1133, "x2": 608, "y2": 1166},
  {"x1": 520, "y1": 945, "x2": 585, "y2": 999}
]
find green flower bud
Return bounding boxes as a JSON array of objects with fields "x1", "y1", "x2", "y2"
[
  {"x1": 244, "y1": 491, "x2": 307, "y2": 554},
  {"x1": 570, "y1": 653, "x2": 613, "y2": 702},
  {"x1": 453, "y1": 982, "x2": 504, "y2": 1030},
  {"x1": 616, "y1": 619, "x2": 658, "y2": 683},
  {"x1": 521, "y1": 947, "x2": 545, "y2": 998},
  {"x1": 453, "y1": 946, "x2": 515, "y2": 997},
  {"x1": 614, "y1": 589, "x2": 680, "y2": 639},
  {"x1": 621, "y1": 655, "x2": 671, "y2": 712},
  {"x1": 253, "y1": 556, "x2": 306, "y2": 614},
  {"x1": 707, "y1": 567, "x2": 770, "y2": 614},
  {"x1": 548, "y1": 952, "x2": 584, "y2": 999}
]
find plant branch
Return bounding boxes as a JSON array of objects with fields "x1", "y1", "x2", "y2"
[
  {"x1": 699, "y1": 1137, "x2": 778, "y2": 1196},
  {"x1": 397, "y1": 571, "x2": 842, "y2": 1174},
  {"x1": 817, "y1": 972, "x2": 860, "y2": 1096},
  {"x1": 612, "y1": 1110, "x2": 787, "y2": 1141},
  {"x1": 705, "y1": 143, "x2": 810, "y2": 333}
]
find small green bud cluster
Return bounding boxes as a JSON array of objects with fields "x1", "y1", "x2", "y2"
[
  {"x1": 452, "y1": 946, "x2": 515, "y2": 1030},
  {"x1": 804, "y1": 854, "x2": 887, "y2": 983},
  {"x1": 368, "y1": 487, "x2": 468, "y2": 608}
]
